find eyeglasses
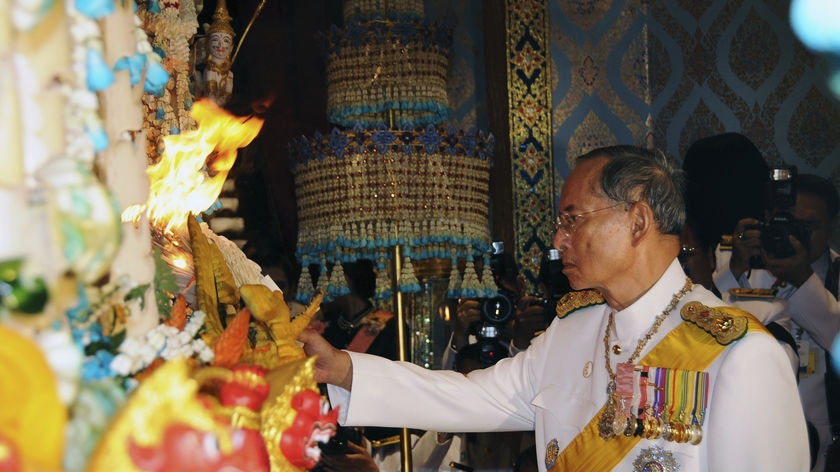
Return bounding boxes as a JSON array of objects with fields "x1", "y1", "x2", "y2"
[{"x1": 554, "y1": 203, "x2": 625, "y2": 236}]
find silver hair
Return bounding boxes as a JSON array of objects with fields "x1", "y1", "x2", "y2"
[{"x1": 576, "y1": 145, "x2": 686, "y2": 235}]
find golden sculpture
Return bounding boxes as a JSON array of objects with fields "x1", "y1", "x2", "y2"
[{"x1": 0, "y1": 325, "x2": 66, "y2": 471}]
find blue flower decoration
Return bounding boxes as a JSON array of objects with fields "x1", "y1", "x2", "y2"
[
  {"x1": 114, "y1": 53, "x2": 146, "y2": 87},
  {"x1": 86, "y1": 49, "x2": 115, "y2": 91},
  {"x1": 76, "y1": 0, "x2": 115, "y2": 19},
  {"x1": 371, "y1": 126, "x2": 396, "y2": 155},
  {"x1": 328, "y1": 128, "x2": 350, "y2": 159},
  {"x1": 418, "y1": 125, "x2": 443, "y2": 154},
  {"x1": 144, "y1": 60, "x2": 169, "y2": 95},
  {"x1": 82, "y1": 349, "x2": 116, "y2": 381},
  {"x1": 85, "y1": 122, "x2": 109, "y2": 152}
]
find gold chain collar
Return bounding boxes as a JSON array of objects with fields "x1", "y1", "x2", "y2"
[{"x1": 603, "y1": 277, "x2": 694, "y2": 381}]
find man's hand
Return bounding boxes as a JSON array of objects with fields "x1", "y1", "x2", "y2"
[
  {"x1": 510, "y1": 295, "x2": 549, "y2": 349},
  {"x1": 452, "y1": 299, "x2": 482, "y2": 351},
  {"x1": 763, "y1": 235, "x2": 814, "y2": 287},
  {"x1": 731, "y1": 217, "x2": 763, "y2": 278},
  {"x1": 509, "y1": 275, "x2": 550, "y2": 349},
  {"x1": 298, "y1": 327, "x2": 354, "y2": 390},
  {"x1": 316, "y1": 438, "x2": 379, "y2": 472}
]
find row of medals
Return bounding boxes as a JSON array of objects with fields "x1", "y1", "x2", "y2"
[{"x1": 598, "y1": 383, "x2": 703, "y2": 444}]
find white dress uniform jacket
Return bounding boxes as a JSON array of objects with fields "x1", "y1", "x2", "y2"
[{"x1": 329, "y1": 260, "x2": 809, "y2": 471}]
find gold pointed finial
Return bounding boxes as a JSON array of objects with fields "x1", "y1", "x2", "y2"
[{"x1": 207, "y1": 0, "x2": 235, "y2": 38}]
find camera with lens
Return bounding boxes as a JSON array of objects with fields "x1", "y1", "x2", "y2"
[
  {"x1": 472, "y1": 241, "x2": 517, "y2": 364},
  {"x1": 750, "y1": 166, "x2": 811, "y2": 263}
]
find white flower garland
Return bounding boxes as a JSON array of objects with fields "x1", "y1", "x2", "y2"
[
  {"x1": 110, "y1": 309, "x2": 214, "y2": 376},
  {"x1": 139, "y1": 0, "x2": 199, "y2": 159},
  {"x1": 63, "y1": 0, "x2": 103, "y2": 163}
]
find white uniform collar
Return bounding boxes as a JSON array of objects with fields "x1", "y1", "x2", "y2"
[{"x1": 612, "y1": 259, "x2": 689, "y2": 342}]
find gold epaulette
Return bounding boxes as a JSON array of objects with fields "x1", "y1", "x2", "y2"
[
  {"x1": 680, "y1": 301, "x2": 749, "y2": 345},
  {"x1": 555, "y1": 290, "x2": 605, "y2": 319}
]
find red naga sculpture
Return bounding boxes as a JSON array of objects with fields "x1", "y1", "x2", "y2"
[{"x1": 88, "y1": 357, "x2": 338, "y2": 472}]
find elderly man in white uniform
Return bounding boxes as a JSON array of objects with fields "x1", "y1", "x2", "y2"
[
  {"x1": 714, "y1": 172, "x2": 840, "y2": 471},
  {"x1": 299, "y1": 145, "x2": 810, "y2": 471}
]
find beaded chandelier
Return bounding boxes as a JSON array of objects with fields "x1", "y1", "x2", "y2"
[{"x1": 291, "y1": 0, "x2": 496, "y2": 304}]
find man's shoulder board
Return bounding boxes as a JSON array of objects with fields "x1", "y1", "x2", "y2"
[
  {"x1": 555, "y1": 290, "x2": 605, "y2": 319},
  {"x1": 680, "y1": 301, "x2": 752, "y2": 345}
]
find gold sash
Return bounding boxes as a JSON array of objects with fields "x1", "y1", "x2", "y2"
[{"x1": 550, "y1": 305, "x2": 766, "y2": 471}]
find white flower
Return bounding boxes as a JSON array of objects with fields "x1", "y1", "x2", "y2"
[
  {"x1": 176, "y1": 330, "x2": 193, "y2": 346},
  {"x1": 196, "y1": 343, "x2": 214, "y2": 363},
  {"x1": 118, "y1": 337, "x2": 141, "y2": 356},
  {"x1": 145, "y1": 328, "x2": 167, "y2": 352},
  {"x1": 37, "y1": 328, "x2": 83, "y2": 405},
  {"x1": 138, "y1": 344, "x2": 159, "y2": 364},
  {"x1": 110, "y1": 354, "x2": 134, "y2": 376}
]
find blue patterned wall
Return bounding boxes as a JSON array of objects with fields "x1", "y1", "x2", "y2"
[{"x1": 549, "y1": 0, "x2": 840, "y2": 208}]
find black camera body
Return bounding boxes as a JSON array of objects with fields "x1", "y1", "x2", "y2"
[
  {"x1": 472, "y1": 241, "x2": 517, "y2": 365},
  {"x1": 752, "y1": 165, "x2": 811, "y2": 260},
  {"x1": 479, "y1": 287, "x2": 517, "y2": 326},
  {"x1": 475, "y1": 241, "x2": 517, "y2": 329}
]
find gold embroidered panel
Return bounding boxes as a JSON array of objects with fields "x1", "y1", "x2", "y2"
[{"x1": 505, "y1": 0, "x2": 555, "y2": 290}]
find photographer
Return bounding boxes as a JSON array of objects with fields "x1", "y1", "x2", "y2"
[
  {"x1": 445, "y1": 249, "x2": 565, "y2": 369},
  {"x1": 714, "y1": 172, "x2": 840, "y2": 471}
]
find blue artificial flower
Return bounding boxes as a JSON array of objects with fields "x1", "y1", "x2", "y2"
[
  {"x1": 76, "y1": 0, "x2": 115, "y2": 19},
  {"x1": 85, "y1": 121, "x2": 109, "y2": 152},
  {"x1": 418, "y1": 125, "x2": 442, "y2": 154},
  {"x1": 82, "y1": 350, "x2": 116, "y2": 380},
  {"x1": 87, "y1": 322, "x2": 104, "y2": 344},
  {"x1": 461, "y1": 132, "x2": 477, "y2": 157},
  {"x1": 86, "y1": 49, "x2": 115, "y2": 91},
  {"x1": 328, "y1": 128, "x2": 350, "y2": 159},
  {"x1": 371, "y1": 126, "x2": 396, "y2": 155},
  {"x1": 144, "y1": 60, "x2": 169, "y2": 95},
  {"x1": 114, "y1": 53, "x2": 146, "y2": 87}
]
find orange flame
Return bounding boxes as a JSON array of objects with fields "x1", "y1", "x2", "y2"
[{"x1": 132, "y1": 99, "x2": 264, "y2": 234}]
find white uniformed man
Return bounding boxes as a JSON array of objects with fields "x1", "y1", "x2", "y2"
[
  {"x1": 299, "y1": 145, "x2": 810, "y2": 471},
  {"x1": 714, "y1": 172, "x2": 840, "y2": 471}
]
